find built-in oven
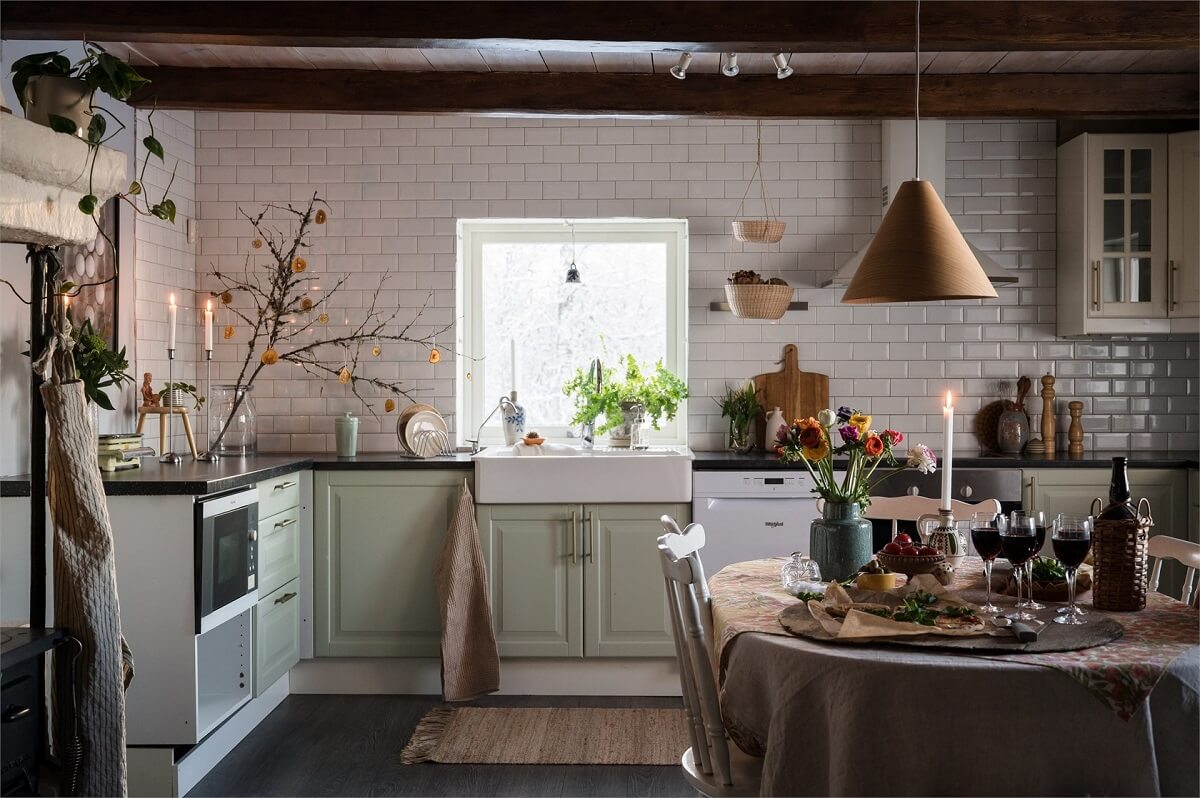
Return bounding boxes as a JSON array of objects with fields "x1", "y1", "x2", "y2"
[
  {"x1": 194, "y1": 488, "x2": 258, "y2": 634},
  {"x1": 868, "y1": 468, "x2": 1023, "y2": 551}
]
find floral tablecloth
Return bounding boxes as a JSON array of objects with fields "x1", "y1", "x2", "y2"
[{"x1": 710, "y1": 556, "x2": 1199, "y2": 721}]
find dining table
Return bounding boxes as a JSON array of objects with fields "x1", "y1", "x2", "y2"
[{"x1": 709, "y1": 556, "x2": 1199, "y2": 797}]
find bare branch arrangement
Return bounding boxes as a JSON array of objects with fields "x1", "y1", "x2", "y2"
[{"x1": 207, "y1": 192, "x2": 451, "y2": 453}]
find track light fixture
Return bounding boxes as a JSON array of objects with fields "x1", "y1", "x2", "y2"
[
  {"x1": 773, "y1": 53, "x2": 793, "y2": 79},
  {"x1": 721, "y1": 53, "x2": 739, "y2": 77},
  {"x1": 670, "y1": 52, "x2": 692, "y2": 80}
]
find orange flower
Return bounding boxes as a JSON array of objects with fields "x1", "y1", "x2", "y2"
[{"x1": 864, "y1": 433, "x2": 884, "y2": 457}]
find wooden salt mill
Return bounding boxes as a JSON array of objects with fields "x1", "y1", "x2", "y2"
[
  {"x1": 1040, "y1": 373, "x2": 1056, "y2": 454},
  {"x1": 1068, "y1": 401, "x2": 1085, "y2": 456}
]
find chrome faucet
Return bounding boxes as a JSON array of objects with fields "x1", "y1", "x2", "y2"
[
  {"x1": 580, "y1": 357, "x2": 602, "y2": 450},
  {"x1": 467, "y1": 395, "x2": 518, "y2": 454}
]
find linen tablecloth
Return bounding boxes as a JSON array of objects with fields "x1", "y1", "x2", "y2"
[{"x1": 711, "y1": 557, "x2": 1200, "y2": 797}]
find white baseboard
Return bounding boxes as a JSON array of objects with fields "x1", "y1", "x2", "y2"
[
  {"x1": 128, "y1": 673, "x2": 290, "y2": 798},
  {"x1": 290, "y1": 657, "x2": 683, "y2": 696}
]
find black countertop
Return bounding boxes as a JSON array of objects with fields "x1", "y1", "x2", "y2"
[
  {"x1": 3, "y1": 448, "x2": 1194, "y2": 497},
  {"x1": 691, "y1": 449, "x2": 1200, "y2": 470}
]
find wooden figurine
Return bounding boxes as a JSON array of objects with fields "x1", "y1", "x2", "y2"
[
  {"x1": 1040, "y1": 373, "x2": 1056, "y2": 454},
  {"x1": 140, "y1": 372, "x2": 159, "y2": 407},
  {"x1": 1068, "y1": 401, "x2": 1085, "y2": 457}
]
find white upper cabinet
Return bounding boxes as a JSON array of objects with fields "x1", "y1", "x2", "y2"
[
  {"x1": 1057, "y1": 133, "x2": 1191, "y2": 336},
  {"x1": 1168, "y1": 131, "x2": 1200, "y2": 327}
]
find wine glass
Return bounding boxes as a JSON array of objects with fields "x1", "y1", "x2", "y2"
[
  {"x1": 1052, "y1": 515, "x2": 1093, "y2": 625},
  {"x1": 970, "y1": 511, "x2": 1005, "y2": 614},
  {"x1": 1019, "y1": 510, "x2": 1048, "y2": 610},
  {"x1": 1054, "y1": 513, "x2": 1088, "y2": 617},
  {"x1": 1002, "y1": 514, "x2": 1039, "y2": 621}
]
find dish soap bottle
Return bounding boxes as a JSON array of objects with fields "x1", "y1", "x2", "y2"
[{"x1": 764, "y1": 407, "x2": 786, "y2": 450}]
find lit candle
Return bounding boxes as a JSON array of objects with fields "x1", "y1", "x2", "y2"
[
  {"x1": 168, "y1": 292, "x2": 177, "y2": 351},
  {"x1": 941, "y1": 390, "x2": 954, "y2": 512},
  {"x1": 204, "y1": 299, "x2": 213, "y2": 351}
]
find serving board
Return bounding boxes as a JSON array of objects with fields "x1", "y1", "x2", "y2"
[{"x1": 752, "y1": 344, "x2": 829, "y2": 428}]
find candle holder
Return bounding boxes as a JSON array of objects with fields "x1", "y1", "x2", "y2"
[
  {"x1": 921, "y1": 508, "x2": 966, "y2": 569},
  {"x1": 195, "y1": 349, "x2": 220, "y2": 462},
  {"x1": 159, "y1": 348, "x2": 182, "y2": 465}
]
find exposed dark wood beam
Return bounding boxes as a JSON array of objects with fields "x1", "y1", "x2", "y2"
[
  {"x1": 128, "y1": 68, "x2": 1198, "y2": 118},
  {"x1": 5, "y1": 1, "x2": 1198, "y2": 53}
]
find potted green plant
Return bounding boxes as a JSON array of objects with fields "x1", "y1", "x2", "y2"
[
  {"x1": 159, "y1": 382, "x2": 204, "y2": 411},
  {"x1": 716, "y1": 381, "x2": 758, "y2": 452},
  {"x1": 563, "y1": 354, "x2": 687, "y2": 447},
  {"x1": 71, "y1": 318, "x2": 134, "y2": 411}
]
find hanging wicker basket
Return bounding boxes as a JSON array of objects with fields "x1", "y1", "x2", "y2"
[
  {"x1": 732, "y1": 219, "x2": 786, "y2": 244},
  {"x1": 725, "y1": 283, "x2": 792, "y2": 320}
]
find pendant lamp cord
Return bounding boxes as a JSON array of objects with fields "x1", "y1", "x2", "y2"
[{"x1": 914, "y1": 0, "x2": 920, "y2": 180}]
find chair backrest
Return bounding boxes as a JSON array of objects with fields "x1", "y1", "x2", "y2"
[
  {"x1": 865, "y1": 495, "x2": 1002, "y2": 538},
  {"x1": 658, "y1": 516, "x2": 731, "y2": 787},
  {"x1": 1148, "y1": 535, "x2": 1200, "y2": 604}
]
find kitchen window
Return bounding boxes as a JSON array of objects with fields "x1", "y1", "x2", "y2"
[{"x1": 457, "y1": 219, "x2": 688, "y2": 445}]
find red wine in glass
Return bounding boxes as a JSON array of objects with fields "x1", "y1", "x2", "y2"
[
  {"x1": 972, "y1": 527, "x2": 1003, "y2": 560},
  {"x1": 1034, "y1": 525, "x2": 1047, "y2": 550},
  {"x1": 1001, "y1": 533, "x2": 1038, "y2": 565},
  {"x1": 1053, "y1": 537, "x2": 1091, "y2": 569}
]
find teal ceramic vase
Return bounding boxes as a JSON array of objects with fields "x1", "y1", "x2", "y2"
[{"x1": 809, "y1": 501, "x2": 874, "y2": 581}]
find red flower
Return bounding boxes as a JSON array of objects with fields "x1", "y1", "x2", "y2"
[
  {"x1": 864, "y1": 434, "x2": 885, "y2": 457},
  {"x1": 884, "y1": 429, "x2": 904, "y2": 446},
  {"x1": 799, "y1": 425, "x2": 823, "y2": 449}
]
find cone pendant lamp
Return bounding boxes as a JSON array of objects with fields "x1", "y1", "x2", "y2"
[{"x1": 842, "y1": 0, "x2": 997, "y2": 305}]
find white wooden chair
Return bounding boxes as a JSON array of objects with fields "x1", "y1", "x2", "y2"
[
  {"x1": 1148, "y1": 535, "x2": 1200, "y2": 604},
  {"x1": 658, "y1": 515, "x2": 762, "y2": 798},
  {"x1": 865, "y1": 495, "x2": 1002, "y2": 542}
]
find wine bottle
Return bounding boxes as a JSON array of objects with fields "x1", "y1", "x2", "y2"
[{"x1": 1097, "y1": 456, "x2": 1137, "y2": 521}]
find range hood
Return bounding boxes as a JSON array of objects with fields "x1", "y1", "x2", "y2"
[{"x1": 826, "y1": 120, "x2": 1018, "y2": 288}]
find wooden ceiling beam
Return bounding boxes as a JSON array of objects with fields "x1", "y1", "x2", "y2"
[
  {"x1": 5, "y1": 1, "x2": 1198, "y2": 53},
  {"x1": 128, "y1": 68, "x2": 1199, "y2": 118}
]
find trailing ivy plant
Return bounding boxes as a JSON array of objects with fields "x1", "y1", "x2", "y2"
[
  {"x1": 563, "y1": 354, "x2": 688, "y2": 435},
  {"x1": 10, "y1": 43, "x2": 177, "y2": 223}
]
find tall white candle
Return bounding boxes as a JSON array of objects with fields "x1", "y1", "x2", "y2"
[
  {"x1": 510, "y1": 337, "x2": 519, "y2": 394},
  {"x1": 168, "y1": 293, "x2": 177, "y2": 351},
  {"x1": 941, "y1": 390, "x2": 954, "y2": 511},
  {"x1": 204, "y1": 299, "x2": 213, "y2": 351}
]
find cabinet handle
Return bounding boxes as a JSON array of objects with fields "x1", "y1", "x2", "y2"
[
  {"x1": 273, "y1": 518, "x2": 297, "y2": 529},
  {"x1": 274, "y1": 591, "x2": 297, "y2": 605},
  {"x1": 2, "y1": 705, "x2": 32, "y2": 723},
  {"x1": 568, "y1": 511, "x2": 578, "y2": 565},
  {"x1": 1170, "y1": 259, "x2": 1178, "y2": 311},
  {"x1": 273, "y1": 481, "x2": 297, "y2": 491},
  {"x1": 1026, "y1": 476, "x2": 1037, "y2": 512},
  {"x1": 587, "y1": 512, "x2": 595, "y2": 563},
  {"x1": 1091, "y1": 261, "x2": 1101, "y2": 311}
]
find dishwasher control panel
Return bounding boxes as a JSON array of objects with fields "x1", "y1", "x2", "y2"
[{"x1": 693, "y1": 470, "x2": 815, "y2": 497}]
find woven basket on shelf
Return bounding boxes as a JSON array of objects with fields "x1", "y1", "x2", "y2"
[
  {"x1": 1091, "y1": 498, "x2": 1152, "y2": 612},
  {"x1": 731, "y1": 219, "x2": 786, "y2": 244},
  {"x1": 724, "y1": 283, "x2": 792, "y2": 320}
]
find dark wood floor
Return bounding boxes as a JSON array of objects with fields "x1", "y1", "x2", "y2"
[{"x1": 188, "y1": 694, "x2": 695, "y2": 797}]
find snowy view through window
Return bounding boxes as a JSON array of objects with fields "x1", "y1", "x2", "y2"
[{"x1": 481, "y1": 238, "x2": 670, "y2": 432}]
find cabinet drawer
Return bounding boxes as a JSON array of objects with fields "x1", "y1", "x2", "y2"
[
  {"x1": 255, "y1": 578, "x2": 300, "y2": 696},
  {"x1": 259, "y1": 505, "x2": 300, "y2": 597},
  {"x1": 258, "y1": 472, "x2": 301, "y2": 519}
]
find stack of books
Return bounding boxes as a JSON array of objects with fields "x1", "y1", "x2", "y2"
[{"x1": 97, "y1": 434, "x2": 152, "y2": 472}]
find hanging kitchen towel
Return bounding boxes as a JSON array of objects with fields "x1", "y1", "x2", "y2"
[{"x1": 435, "y1": 480, "x2": 500, "y2": 701}]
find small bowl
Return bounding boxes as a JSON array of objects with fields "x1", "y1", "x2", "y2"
[
  {"x1": 875, "y1": 551, "x2": 946, "y2": 577},
  {"x1": 522, "y1": 436, "x2": 545, "y2": 446}
]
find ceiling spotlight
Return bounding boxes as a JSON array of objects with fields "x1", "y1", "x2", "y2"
[
  {"x1": 773, "y1": 53, "x2": 793, "y2": 79},
  {"x1": 721, "y1": 53, "x2": 739, "y2": 77},
  {"x1": 670, "y1": 52, "x2": 692, "y2": 80}
]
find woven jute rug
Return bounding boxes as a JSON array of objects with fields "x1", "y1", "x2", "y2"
[{"x1": 400, "y1": 707, "x2": 688, "y2": 765}]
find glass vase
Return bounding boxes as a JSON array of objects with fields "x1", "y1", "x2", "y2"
[
  {"x1": 210, "y1": 384, "x2": 257, "y2": 456},
  {"x1": 728, "y1": 421, "x2": 753, "y2": 452},
  {"x1": 809, "y1": 501, "x2": 874, "y2": 581}
]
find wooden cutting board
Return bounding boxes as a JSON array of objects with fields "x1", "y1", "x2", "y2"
[{"x1": 752, "y1": 344, "x2": 830, "y2": 426}]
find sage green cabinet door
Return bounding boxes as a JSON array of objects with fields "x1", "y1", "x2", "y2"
[
  {"x1": 477, "y1": 504, "x2": 582, "y2": 657},
  {"x1": 315, "y1": 471, "x2": 466, "y2": 657},
  {"x1": 255, "y1": 578, "x2": 300, "y2": 696},
  {"x1": 584, "y1": 503, "x2": 687, "y2": 657}
]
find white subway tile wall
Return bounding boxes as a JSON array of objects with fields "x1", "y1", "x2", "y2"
[
  {"x1": 187, "y1": 113, "x2": 1197, "y2": 454},
  {"x1": 134, "y1": 110, "x2": 199, "y2": 454}
]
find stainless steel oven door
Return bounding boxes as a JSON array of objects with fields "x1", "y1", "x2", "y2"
[{"x1": 195, "y1": 488, "x2": 259, "y2": 634}]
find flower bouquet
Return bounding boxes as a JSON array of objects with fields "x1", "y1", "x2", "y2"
[{"x1": 774, "y1": 406, "x2": 938, "y2": 580}]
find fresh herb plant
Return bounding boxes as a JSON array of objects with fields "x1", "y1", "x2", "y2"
[
  {"x1": 563, "y1": 354, "x2": 687, "y2": 435},
  {"x1": 69, "y1": 318, "x2": 134, "y2": 411}
]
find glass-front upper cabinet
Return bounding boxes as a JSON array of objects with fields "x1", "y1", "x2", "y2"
[{"x1": 1087, "y1": 134, "x2": 1168, "y2": 319}]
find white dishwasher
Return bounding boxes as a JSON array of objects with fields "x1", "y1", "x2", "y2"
[{"x1": 692, "y1": 471, "x2": 820, "y2": 576}]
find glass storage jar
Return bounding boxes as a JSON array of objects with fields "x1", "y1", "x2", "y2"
[{"x1": 210, "y1": 384, "x2": 257, "y2": 455}]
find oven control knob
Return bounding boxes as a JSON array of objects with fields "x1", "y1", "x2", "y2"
[
  {"x1": 906, "y1": 486, "x2": 919, "y2": 496},
  {"x1": 960, "y1": 485, "x2": 973, "y2": 498},
  {"x1": 249, "y1": 528, "x2": 258, "y2": 542}
]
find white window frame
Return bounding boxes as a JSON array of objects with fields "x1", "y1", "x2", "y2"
[{"x1": 456, "y1": 218, "x2": 689, "y2": 447}]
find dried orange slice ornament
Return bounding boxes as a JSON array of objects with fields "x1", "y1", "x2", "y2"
[
  {"x1": 338, "y1": 366, "x2": 352, "y2": 384},
  {"x1": 315, "y1": 209, "x2": 327, "y2": 224},
  {"x1": 261, "y1": 348, "x2": 279, "y2": 365},
  {"x1": 223, "y1": 324, "x2": 235, "y2": 340},
  {"x1": 291, "y1": 257, "x2": 307, "y2": 274},
  {"x1": 220, "y1": 290, "x2": 233, "y2": 305},
  {"x1": 318, "y1": 312, "x2": 329, "y2": 325},
  {"x1": 300, "y1": 296, "x2": 314, "y2": 311},
  {"x1": 371, "y1": 344, "x2": 382, "y2": 357},
  {"x1": 251, "y1": 238, "x2": 263, "y2": 249},
  {"x1": 428, "y1": 348, "x2": 441, "y2": 364},
  {"x1": 384, "y1": 398, "x2": 396, "y2": 413}
]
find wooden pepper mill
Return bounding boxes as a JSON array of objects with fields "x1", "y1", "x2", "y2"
[
  {"x1": 1040, "y1": 373, "x2": 1056, "y2": 455},
  {"x1": 1068, "y1": 401, "x2": 1084, "y2": 456}
]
